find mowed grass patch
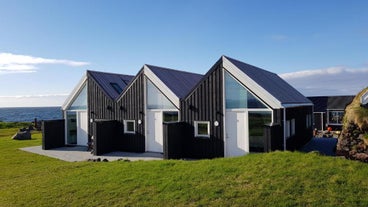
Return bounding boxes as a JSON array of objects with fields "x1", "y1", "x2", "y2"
[{"x1": 1, "y1": 128, "x2": 368, "y2": 206}]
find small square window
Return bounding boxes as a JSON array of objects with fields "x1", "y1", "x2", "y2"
[
  {"x1": 194, "y1": 121, "x2": 210, "y2": 138},
  {"x1": 124, "y1": 120, "x2": 135, "y2": 134}
]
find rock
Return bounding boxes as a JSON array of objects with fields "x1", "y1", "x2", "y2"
[
  {"x1": 12, "y1": 131, "x2": 31, "y2": 140},
  {"x1": 28, "y1": 125, "x2": 34, "y2": 131},
  {"x1": 354, "y1": 153, "x2": 368, "y2": 162}
]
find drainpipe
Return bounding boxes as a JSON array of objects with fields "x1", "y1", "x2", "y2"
[{"x1": 283, "y1": 108, "x2": 287, "y2": 151}]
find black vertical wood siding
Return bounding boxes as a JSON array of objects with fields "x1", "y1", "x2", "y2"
[
  {"x1": 285, "y1": 106, "x2": 313, "y2": 150},
  {"x1": 115, "y1": 72, "x2": 145, "y2": 152},
  {"x1": 42, "y1": 119, "x2": 65, "y2": 150},
  {"x1": 93, "y1": 120, "x2": 117, "y2": 155},
  {"x1": 87, "y1": 76, "x2": 116, "y2": 138},
  {"x1": 181, "y1": 62, "x2": 224, "y2": 158}
]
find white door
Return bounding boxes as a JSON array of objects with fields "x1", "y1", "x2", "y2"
[
  {"x1": 225, "y1": 110, "x2": 249, "y2": 157},
  {"x1": 147, "y1": 111, "x2": 163, "y2": 153},
  {"x1": 76, "y1": 111, "x2": 88, "y2": 146}
]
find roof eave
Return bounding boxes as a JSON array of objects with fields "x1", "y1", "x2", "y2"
[{"x1": 281, "y1": 102, "x2": 314, "y2": 108}]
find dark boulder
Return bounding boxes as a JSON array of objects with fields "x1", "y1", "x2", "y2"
[{"x1": 12, "y1": 130, "x2": 31, "y2": 140}]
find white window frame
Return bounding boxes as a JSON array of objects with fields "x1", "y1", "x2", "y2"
[
  {"x1": 194, "y1": 121, "x2": 210, "y2": 138},
  {"x1": 124, "y1": 120, "x2": 136, "y2": 134}
]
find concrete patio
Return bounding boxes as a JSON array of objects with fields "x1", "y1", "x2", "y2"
[{"x1": 20, "y1": 146, "x2": 163, "y2": 162}]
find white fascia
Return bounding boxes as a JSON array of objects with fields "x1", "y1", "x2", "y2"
[
  {"x1": 282, "y1": 103, "x2": 314, "y2": 108},
  {"x1": 143, "y1": 65, "x2": 180, "y2": 109},
  {"x1": 61, "y1": 72, "x2": 88, "y2": 111},
  {"x1": 222, "y1": 56, "x2": 282, "y2": 109}
]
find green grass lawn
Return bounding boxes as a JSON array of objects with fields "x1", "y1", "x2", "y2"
[{"x1": 1, "y1": 128, "x2": 368, "y2": 206}]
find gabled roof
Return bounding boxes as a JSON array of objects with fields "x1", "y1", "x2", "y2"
[
  {"x1": 146, "y1": 65, "x2": 203, "y2": 99},
  {"x1": 223, "y1": 56, "x2": 312, "y2": 108},
  {"x1": 308, "y1": 96, "x2": 354, "y2": 112},
  {"x1": 88, "y1": 70, "x2": 134, "y2": 100},
  {"x1": 117, "y1": 64, "x2": 202, "y2": 109},
  {"x1": 62, "y1": 70, "x2": 134, "y2": 110}
]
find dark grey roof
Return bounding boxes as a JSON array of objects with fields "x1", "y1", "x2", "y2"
[
  {"x1": 88, "y1": 70, "x2": 134, "y2": 100},
  {"x1": 147, "y1": 65, "x2": 203, "y2": 99},
  {"x1": 225, "y1": 56, "x2": 312, "y2": 105},
  {"x1": 308, "y1": 96, "x2": 354, "y2": 112},
  {"x1": 307, "y1": 96, "x2": 328, "y2": 112}
]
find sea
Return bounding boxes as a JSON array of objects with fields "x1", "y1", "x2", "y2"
[{"x1": 0, "y1": 107, "x2": 63, "y2": 122}]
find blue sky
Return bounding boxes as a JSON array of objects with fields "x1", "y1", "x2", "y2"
[{"x1": 0, "y1": 0, "x2": 367, "y2": 107}]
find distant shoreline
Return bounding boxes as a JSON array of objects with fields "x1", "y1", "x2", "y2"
[
  {"x1": 0, "y1": 107, "x2": 63, "y2": 122},
  {"x1": 0, "y1": 106, "x2": 61, "y2": 109}
]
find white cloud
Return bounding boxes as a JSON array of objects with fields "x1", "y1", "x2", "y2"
[
  {"x1": 0, "y1": 94, "x2": 68, "y2": 107},
  {"x1": 280, "y1": 66, "x2": 368, "y2": 96},
  {"x1": 0, "y1": 53, "x2": 90, "y2": 74}
]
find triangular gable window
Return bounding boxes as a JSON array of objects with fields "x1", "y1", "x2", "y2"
[
  {"x1": 146, "y1": 78, "x2": 175, "y2": 109},
  {"x1": 69, "y1": 84, "x2": 87, "y2": 110},
  {"x1": 225, "y1": 71, "x2": 267, "y2": 109}
]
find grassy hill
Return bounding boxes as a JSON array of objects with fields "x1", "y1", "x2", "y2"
[{"x1": 1, "y1": 128, "x2": 368, "y2": 206}]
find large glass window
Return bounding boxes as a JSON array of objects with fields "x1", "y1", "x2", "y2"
[
  {"x1": 225, "y1": 71, "x2": 267, "y2": 109},
  {"x1": 328, "y1": 110, "x2": 344, "y2": 125},
  {"x1": 249, "y1": 111, "x2": 272, "y2": 152},
  {"x1": 146, "y1": 79, "x2": 176, "y2": 109},
  {"x1": 69, "y1": 84, "x2": 87, "y2": 110}
]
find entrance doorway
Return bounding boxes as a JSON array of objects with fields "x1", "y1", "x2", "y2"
[
  {"x1": 65, "y1": 111, "x2": 88, "y2": 146},
  {"x1": 146, "y1": 110, "x2": 178, "y2": 153},
  {"x1": 225, "y1": 110, "x2": 272, "y2": 157}
]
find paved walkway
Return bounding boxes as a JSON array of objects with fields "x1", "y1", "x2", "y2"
[
  {"x1": 300, "y1": 138, "x2": 338, "y2": 156},
  {"x1": 20, "y1": 146, "x2": 163, "y2": 162}
]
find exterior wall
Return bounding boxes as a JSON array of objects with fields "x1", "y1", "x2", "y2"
[
  {"x1": 42, "y1": 119, "x2": 65, "y2": 150},
  {"x1": 93, "y1": 120, "x2": 117, "y2": 155},
  {"x1": 285, "y1": 106, "x2": 313, "y2": 150},
  {"x1": 268, "y1": 109, "x2": 284, "y2": 150},
  {"x1": 115, "y1": 72, "x2": 145, "y2": 152},
  {"x1": 87, "y1": 76, "x2": 117, "y2": 138},
  {"x1": 181, "y1": 62, "x2": 224, "y2": 158}
]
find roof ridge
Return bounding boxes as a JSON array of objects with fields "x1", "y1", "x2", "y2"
[
  {"x1": 145, "y1": 64, "x2": 203, "y2": 76},
  {"x1": 223, "y1": 55, "x2": 278, "y2": 75},
  {"x1": 87, "y1": 69, "x2": 134, "y2": 77}
]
